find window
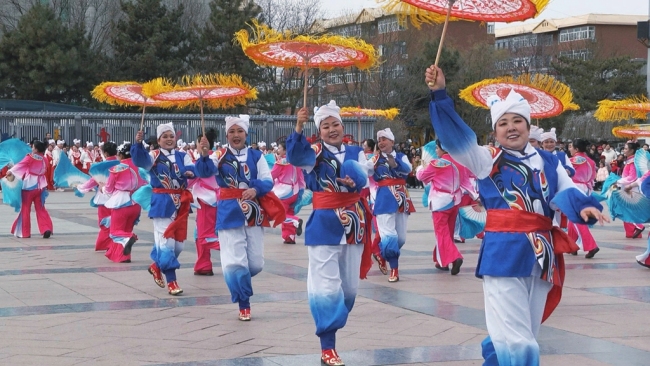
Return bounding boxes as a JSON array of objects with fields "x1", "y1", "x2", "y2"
[
  {"x1": 559, "y1": 49, "x2": 591, "y2": 60},
  {"x1": 559, "y1": 26, "x2": 595, "y2": 43},
  {"x1": 378, "y1": 16, "x2": 404, "y2": 34},
  {"x1": 327, "y1": 72, "x2": 343, "y2": 85},
  {"x1": 332, "y1": 24, "x2": 361, "y2": 38},
  {"x1": 487, "y1": 23, "x2": 495, "y2": 35}
]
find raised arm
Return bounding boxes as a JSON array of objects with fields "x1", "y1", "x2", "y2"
[{"x1": 286, "y1": 107, "x2": 316, "y2": 172}]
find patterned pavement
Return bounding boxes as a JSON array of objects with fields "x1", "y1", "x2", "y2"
[{"x1": 0, "y1": 190, "x2": 648, "y2": 365}]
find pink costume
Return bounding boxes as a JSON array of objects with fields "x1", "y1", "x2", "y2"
[
  {"x1": 271, "y1": 155, "x2": 305, "y2": 244},
  {"x1": 103, "y1": 163, "x2": 142, "y2": 263},
  {"x1": 566, "y1": 152, "x2": 599, "y2": 255},
  {"x1": 76, "y1": 156, "x2": 119, "y2": 251},
  {"x1": 189, "y1": 170, "x2": 221, "y2": 274},
  {"x1": 618, "y1": 156, "x2": 645, "y2": 237},
  {"x1": 10, "y1": 153, "x2": 53, "y2": 238},
  {"x1": 416, "y1": 153, "x2": 463, "y2": 268}
]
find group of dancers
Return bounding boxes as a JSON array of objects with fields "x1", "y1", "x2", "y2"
[{"x1": 8, "y1": 63, "x2": 650, "y2": 366}]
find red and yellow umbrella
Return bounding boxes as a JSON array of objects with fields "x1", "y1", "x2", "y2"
[
  {"x1": 91, "y1": 81, "x2": 171, "y2": 130},
  {"x1": 235, "y1": 20, "x2": 378, "y2": 108},
  {"x1": 144, "y1": 73, "x2": 257, "y2": 135},
  {"x1": 594, "y1": 96, "x2": 650, "y2": 122},
  {"x1": 612, "y1": 125, "x2": 650, "y2": 139},
  {"x1": 459, "y1": 74, "x2": 579, "y2": 119},
  {"x1": 340, "y1": 107, "x2": 400, "y2": 141}
]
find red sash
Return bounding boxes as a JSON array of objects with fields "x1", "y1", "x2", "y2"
[
  {"x1": 219, "y1": 188, "x2": 286, "y2": 228},
  {"x1": 377, "y1": 178, "x2": 407, "y2": 187},
  {"x1": 152, "y1": 188, "x2": 193, "y2": 242},
  {"x1": 312, "y1": 191, "x2": 373, "y2": 280},
  {"x1": 485, "y1": 209, "x2": 579, "y2": 322}
]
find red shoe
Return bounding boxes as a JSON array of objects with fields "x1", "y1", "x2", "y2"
[
  {"x1": 167, "y1": 280, "x2": 183, "y2": 296},
  {"x1": 476, "y1": 232, "x2": 485, "y2": 239},
  {"x1": 239, "y1": 308, "x2": 251, "y2": 321},
  {"x1": 148, "y1": 263, "x2": 165, "y2": 288},
  {"x1": 388, "y1": 268, "x2": 399, "y2": 282},
  {"x1": 321, "y1": 349, "x2": 344, "y2": 366},
  {"x1": 373, "y1": 253, "x2": 388, "y2": 275},
  {"x1": 194, "y1": 269, "x2": 214, "y2": 276}
]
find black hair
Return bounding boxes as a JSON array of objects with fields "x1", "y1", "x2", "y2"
[
  {"x1": 118, "y1": 143, "x2": 131, "y2": 159},
  {"x1": 102, "y1": 142, "x2": 117, "y2": 157},
  {"x1": 198, "y1": 128, "x2": 217, "y2": 148},
  {"x1": 278, "y1": 141, "x2": 286, "y2": 150},
  {"x1": 365, "y1": 138, "x2": 375, "y2": 150},
  {"x1": 32, "y1": 140, "x2": 46, "y2": 153},
  {"x1": 573, "y1": 138, "x2": 590, "y2": 153},
  {"x1": 435, "y1": 139, "x2": 446, "y2": 152},
  {"x1": 627, "y1": 141, "x2": 640, "y2": 153},
  {"x1": 146, "y1": 136, "x2": 158, "y2": 149}
]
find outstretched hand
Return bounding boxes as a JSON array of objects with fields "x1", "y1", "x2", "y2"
[
  {"x1": 135, "y1": 130, "x2": 144, "y2": 143},
  {"x1": 425, "y1": 65, "x2": 445, "y2": 91},
  {"x1": 295, "y1": 107, "x2": 309, "y2": 133},
  {"x1": 580, "y1": 207, "x2": 610, "y2": 225}
]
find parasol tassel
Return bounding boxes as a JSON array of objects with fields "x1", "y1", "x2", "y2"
[{"x1": 595, "y1": 96, "x2": 650, "y2": 122}]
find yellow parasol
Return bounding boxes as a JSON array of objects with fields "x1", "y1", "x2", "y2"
[
  {"x1": 594, "y1": 96, "x2": 650, "y2": 122},
  {"x1": 459, "y1": 74, "x2": 579, "y2": 120},
  {"x1": 234, "y1": 20, "x2": 379, "y2": 108},
  {"x1": 91, "y1": 81, "x2": 171, "y2": 131},
  {"x1": 611, "y1": 125, "x2": 650, "y2": 139},
  {"x1": 143, "y1": 73, "x2": 257, "y2": 136},
  {"x1": 340, "y1": 107, "x2": 400, "y2": 141}
]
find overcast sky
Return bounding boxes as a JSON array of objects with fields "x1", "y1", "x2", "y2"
[{"x1": 322, "y1": 0, "x2": 650, "y2": 27}]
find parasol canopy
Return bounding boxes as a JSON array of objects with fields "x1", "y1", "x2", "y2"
[
  {"x1": 611, "y1": 125, "x2": 650, "y2": 139},
  {"x1": 235, "y1": 20, "x2": 378, "y2": 107},
  {"x1": 594, "y1": 96, "x2": 650, "y2": 122},
  {"x1": 340, "y1": 107, "x2": 400, "y2": 120},
  {"x1": 459, "y1": 74, "x2": 579, "y2": 119}
]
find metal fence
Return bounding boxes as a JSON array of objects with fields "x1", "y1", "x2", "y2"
[{"x1": 0, "y1": 112, "x2": 377, "y2": 145}]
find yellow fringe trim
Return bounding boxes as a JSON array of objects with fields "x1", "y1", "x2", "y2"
[
  {"x1": 379, "y1": 0, "x2": 549, "y2": 29},
  {"x1": 91, "y1": 81, "x2": 164, "y2": 108},
  {"x1": 143, "y1": 74, "x2": 258, "y2": 110},
  {"x1": 594, "y1": 96, "x2": 650, "y2": 122},
  {"x1": 340, "y1": 107, "x2": 400, "y2": 120},
  {"x1": 234, "y1": 20, "x2": 379, "y2": 71},
  {"x1": 612, "y1": 125, "x2": 650, "y2": 138},
  {"x1": 459, "y1": 73, "x2": 579, "y2": 118}
]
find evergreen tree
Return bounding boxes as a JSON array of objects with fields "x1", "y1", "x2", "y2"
[
  {"x1": 111, "y1": 0, "x2": 191, "y2": 81},
  {"x1": 0, "y1": 3, "x2": 102, "y2": 104}
]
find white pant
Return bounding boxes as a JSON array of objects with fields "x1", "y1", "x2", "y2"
[
  {"x1": 307, "y1": 244, "x2": 363, "y2": 349},
  {"x1": 483, "y1": 273, "x2": 552, "y2": 366},
  {"x1": 376, "y1": 212, "x2": 408, "y2": 268},
  {"x1": 218, "y1": 226, "x2": 264, "y2": 308}
]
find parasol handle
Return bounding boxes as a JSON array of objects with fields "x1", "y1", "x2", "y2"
[
  {"x1": 434, "y1": 0, "x2": 455, "y2": 67},
  {"x1": 139, "y1": 104, "x2": 147, "y2": 132},
  {"x1": 200, "y1": 98, "x2": 206, "y2": 138}
]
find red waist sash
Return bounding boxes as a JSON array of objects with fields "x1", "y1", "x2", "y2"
[
  {"x1": 377, "y1": 178, "x2": 406, "y2": 187},
  {"x1": 152, "y1": 188, "x2": 193, "y2": 242},
  {"x1": 219, "y1": 188, "x2": 286, "y2": 228},
  {"x1": 312, "y1": 191, "x2": 373, "y2": 280},
  {"x1": 485, "y1": 209, "x2": 579, "y2": 322}
]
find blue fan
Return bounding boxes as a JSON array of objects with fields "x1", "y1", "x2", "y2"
[
  {"x1": 608, "y1": 190, "x2": 650, "y2": 223},
  {"x1": 597, "y1": 173, "x2": 620, "y2": 199},
  {"x1": 54, "y1": 154, "x2": 89, "y2": 188},
  {"x1": 132, "y1": 184, "x2": 152, "y2": 211},
  {"x1": 458, "y1": 204, "x2": 487, "y2": 238},
  {"x1": 1, "y1": 177, "x2": 22, "y2": 212},
  {"x1": 422, "y1": 184, "x2": 430, "y2": 208},
  {"x1": 89, "y1": 160, "x2": 121, "y2": 183},
  {"x1": 421, "y1": 140, "x2": 439, "y2": 165},
  {"x1": 635, "y1": 149, "x2": 650, "y2": 178},
  {"x1": 138, "y1": 167, "x2": 151, "y2": 184},
  {"x1": 293, "y1": 189, "x2": 312, "y2": 214},
  {"x1": 590, "y1": 191, "x2": 608, "y2": 202},
  {"x1": 264, "y1": 153, "x2": 276, "y2": 170},
  {"x1": 0, "y1": 138, "x2": 31, "y2": 169},
  {"x1": 642, "y1": 175, "x2": 650, "y2": 199}
]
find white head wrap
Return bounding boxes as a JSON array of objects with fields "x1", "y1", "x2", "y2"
[
  {"x1": 488, "y1": 89, "x2": 531, "y2": 129},
  {"x1": 73, "y1": 139, "x2": 80, "y2": 145},
  {"x1": 377, "y1": 128, "x2": 395, "y2": 141},
  {"x1": 258, "y1": 141, "x2": 267, "y2": 148},
  {"x1": 86, "y1": 141, "x2": 93, "y2": 147},
  {"x1": 142, "y1": 141, "x2": 150, "y2": 149},
  {"x1": 314, "y1": 100, "x2": 342, "y2": 129},
  {"x1": 176, "y1": 139, "x2": 184, "y2": 148},
  {"x1": 271, "y1": 142, "x2": 277, "y2": 148},
  {"x1": 529, "y1": 126, "x2": 543, "y2": 142},
  {"x1": 157, "y1": 122, "x2": 174, "y2": 139},
  {"x1": 57, "y1": 140, "x2": 64, "y2": 145},
  {"x1": 98, "y1": 141, "x2": 104, "y2": 147},
  {"x1": 48, "y1": 139, "x2": 55, "y2": 145},
  {"x1": 541, "y1": 127, "x2": 557, "y2": 142},
  {"x1": 225, "y1": 115, "x2": 250, "y2": 133},
  {"x1": 189, "y1": 141, "x2": 196, "y2": 147}
]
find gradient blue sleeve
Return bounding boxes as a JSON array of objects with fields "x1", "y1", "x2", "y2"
[
  {"x1": 131, "y1": 142, "x2": 153, "y2": 170},
  {"x1": 551, "y1": 187, "x2": 603, "y2": 225},
  {"x1": 394, "y1": 153, "x2": 412, "y2": 176},
  {"x1": 341, "y1": 160, "x2": 367, "y2": 193},
  {"x1": 194, "y1": 155, "x2": 218, "y2": 178},
  {"x1": 250, "y1": 155, "x2": 273, "y2": 197},
  {"x1": 429, "y1": 89, "x2": 493, "y2": 179},
  {"x1": 286, "y1": 131, "x2": 316, "y2": 171}
]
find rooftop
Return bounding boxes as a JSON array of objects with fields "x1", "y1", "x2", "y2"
[{"x1": 496, "y1": 13, "x2": 648, "y2": 38}]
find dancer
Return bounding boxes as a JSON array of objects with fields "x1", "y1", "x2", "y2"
[
  {"x1": 363, "y1": 139, "x2": 386, "y2": 275},
  {"x1": 75, "y1": 142, "x2": 119, "y2": 251},
  {"x1": 103, "y1": 162, "x2": 141, "y2": 263},
  {"x1": 541, "y1": 128, "x2": 574, "y2": 230},
  {"x1": 286, "y1": 101, "x2": 372, "y2": 366},
  {"x1": 6, "y1": 140, "x2": 53, "y2": 238},
  {"x1": 416, "y1": 140, "x2": 464, "y2": 274},
  {"x1": 195, "y1": 115, "x2": 282, "y2": 321},
  {"x1": 132, "y1": 123, "x2": 196, "y2": 296},
  {"x1": 190, "y1": 129, "x2": 221, "y2": 276},
  {"x1": 618, "y1": 141, "x2": 645, "y2": 238},
  {"x1": 372, "y1": 128, "x2": 414, "y2": 282},
  {"x1": 44, "y1": 140, "x2": 55, "y2": 190},
  {"x1": 271, "y1": 141, "x2": 305, "y2": 244},
  {"x1": 566, "y1": 139, "x2": 600, "y2": 258},
  {"x1": 426, "y1": 65, "x2": 607, "y2": 366}
]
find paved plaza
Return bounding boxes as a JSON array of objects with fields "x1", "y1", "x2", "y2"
[{"x1": 0, "y1": 190, "x2": 649, "y2": 365}]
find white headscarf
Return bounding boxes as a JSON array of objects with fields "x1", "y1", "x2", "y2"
[
  {"x1": 48, "y1": 139, "x2": 55, "y2": 145},
  {"x1": 541, "y1": 127, "x2": 557, "y2": 142},
  {"x1": 157, "y1": 122, "x2": 174, "y2": 139},
  {"x1": 56, "y1": 140, "x2": 64, "y2": 145},
  {"x1": 86, "y1": 141, "x2": 93, "y2": 147},
  {"x1": 314, "y1": 100, "x2": 342, "y2": 129},
  {"x1": 73, "y1": 139, "x2": 80, "y2": 145},
  {"x1": 377, "y1": 128, "x2": 395, "y2": 141},
  {"x1": 529, "y1": 126, "x2": 543, "y2": 142},
  {"x1": 225, "y1": 115, "x2": 250, "y2": 133},
  {"x1": 488, "y1": 89, "x2": 531, "y2": 129},
  {"x1": 258, "y1": 141, "x2": 267, "y2": 148}
]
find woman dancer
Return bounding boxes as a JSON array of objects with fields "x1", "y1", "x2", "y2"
[
  {"x1": 618, "y1": 142, "x2": 645, "y2": 238},
  {"x1": 271, "y1": 141, "x2": 305, "y2": 244}
]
